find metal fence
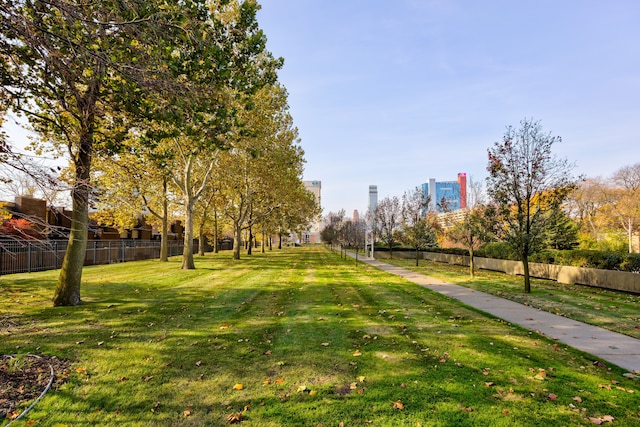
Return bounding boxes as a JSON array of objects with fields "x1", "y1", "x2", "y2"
[{"x1": 0, "y1": 240, "x2": 190, "y2": 275}]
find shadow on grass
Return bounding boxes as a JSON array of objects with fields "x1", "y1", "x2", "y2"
[{"x1": 2, "y1": 247, "x2": 639, "y2": 426}]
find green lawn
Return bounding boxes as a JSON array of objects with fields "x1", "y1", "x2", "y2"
[
  {"x1": 1, "y1": 246, "x2": 639, "y2": 426},
  {"x1": 380, "y1": 254, "x2": 640, "y2": 339}
]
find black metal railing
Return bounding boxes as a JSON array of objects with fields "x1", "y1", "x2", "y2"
[{"x1": 0, "y1": 240, "x2": 191, "y2": 275}]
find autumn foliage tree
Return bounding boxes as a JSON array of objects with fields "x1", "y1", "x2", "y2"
[
  {"x1": 374, "y1": 196, "x2": 401, "y2": 259},
  {"x1": 0, "y1": 0, "x2": 180, "y2": 305},
  {"x1": 447, "y1": 178, "x2": 492, "y2": 277},
  {"x1": 486, "y1": 119, "x2": 580, "y2": 293},
  {"x1": 401, "y1": 187, "x2": 436, "y2": 266}
]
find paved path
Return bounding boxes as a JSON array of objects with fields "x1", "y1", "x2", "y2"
[{"x1": 351, "y1": 254, "x2": 640, "y2": 373}]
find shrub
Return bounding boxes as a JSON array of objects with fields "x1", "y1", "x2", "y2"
[{"x1": 476, "y1": 242, "x2": 518, "y2": 260}]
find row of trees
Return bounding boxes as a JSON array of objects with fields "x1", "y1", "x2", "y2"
[
  {"x1": 321, "y1": 186, "x2": 439, "y2": 266},
  {"x1": 323, "y1": 119, "x2": 586, "y2": 294},
  {"x1": 1, "y1": 1, "x2": 319, "y2": 306}
]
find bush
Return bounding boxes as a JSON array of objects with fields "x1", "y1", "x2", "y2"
[
  {"x1": 476, "y1": 242, "x2": 519, "y2": 261},
  {"x1": 429, "y1": 245, "x2": 640, "y2": 272}
]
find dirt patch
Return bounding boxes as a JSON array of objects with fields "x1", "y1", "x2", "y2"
[{"x1": 0, "y1": 354, "x2": 71, "y2": 421}]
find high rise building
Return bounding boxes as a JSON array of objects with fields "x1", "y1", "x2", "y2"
[
  {"x1": 368, "y1": 185, "x2": 378, "y2": 217},
  {"x1": 422, "y1": 173, "x2": 467, "y2": 213},
  {"x1": 458, "y1": 173, "x2": 467, "y2": 209}
]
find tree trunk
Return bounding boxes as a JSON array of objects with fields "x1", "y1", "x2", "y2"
[
  {"x1": 522, "y1": 254, "x2": 531, "y2": 293},
  {"x1": 53, "y1": 134, "x2": 92, "y2": 306},
  {"x1": 160, "y1": 179, "x2": 169, "y2": 262},
  {"x1": 415, "y1": 248, "x2": 419, "y2": 266},
  {"x1": 247, "y1": 226, "x2": 253, "y2": 255},
  {"x1": 233, "y1": 221, "x2": 242, "y2": 260},
  {"x1": 469, "y1": 248, "x2": 475, "y2": 278},
  {"x1": 198, "y1": 225, "x2": 205, "y2": 256},
  {"x1": 213, "y1": 210, "x2": 219, "y2": 254},
  {"x1": 182, "y1": 199, "x2": 196, "y2": 269}
]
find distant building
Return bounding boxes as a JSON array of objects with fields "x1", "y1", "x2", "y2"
[
  {"x1": 368, "y1": 185, "x2": 378, "y2": 218},
  {"x1": 302, "y1": 180, "x2": 322, "y2": 243},
  {"x1": 422, "y1": 173, "x2": 467, "y2": 213}
]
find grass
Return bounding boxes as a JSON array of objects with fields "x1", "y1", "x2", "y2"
[
  {"x1": 381, "y1": 255, "x2": 640, "y2": 339},
  {"x1": 1, "y1": 246, "x2": 639, "y2": 426}
]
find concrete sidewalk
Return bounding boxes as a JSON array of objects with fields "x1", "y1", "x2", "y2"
[{"x1": 351, "y1": 254, "x2": 640, "y2": 373}]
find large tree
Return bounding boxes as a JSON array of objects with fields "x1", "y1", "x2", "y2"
[
  {"x1": 486, "y1": 119, "x2": 579, "y2": 293},
  {"x1": 604, "y1": 163, "x2": 640, "y2": 253},
  {"x1": 401, "y1": 187, "x2": 436, "y2": 266},
  {"x1": 447, "y1": 178, "x2": 493, "y2": 277},
  {"x1": 0, "y1": 0, "x2": 175, "y2": 305},
  {"x1": 374, "y1": 196, "x2": 401, "y2": 259}
]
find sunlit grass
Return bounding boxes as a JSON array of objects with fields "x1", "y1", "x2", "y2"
[
  {"x1": 382, "y1": 255, "x2": 640, "y2": 339},
  {"x1": 1, "y1": 247, "x2": 639, "y2": 426}
]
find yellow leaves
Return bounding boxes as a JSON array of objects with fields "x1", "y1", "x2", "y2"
[
  {"x1": 352, "y1": 349, "x2": 362, "y2": 357},
  {"x1": 6, "y1": 410, "x2": 20, "y2": 420},
  {"x1": 528, "y1": 368, "x2": 548, "y2": 381},
  {"x1": 227, "y1": 412, "x2": 243, "y2": 424},
  {"x1": 232, "y1": 383, "x2": 243, "y2": 390},
  {"x1": 588, "y1": 415, "x2": 615, "y2": 425},
  {"x1": 392, "y1": 400, "x2": 404, "y2": 410},
  {"x1": 276, "y1": 377, "x2": 284, "y2": 385}
]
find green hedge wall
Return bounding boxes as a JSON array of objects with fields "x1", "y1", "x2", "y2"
[{"x1": 423, "y1": 244, "x2": 640, "y2": 273}]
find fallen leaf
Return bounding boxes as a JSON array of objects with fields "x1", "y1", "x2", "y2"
[
  {"x1": 183, "y1": 410, "x2": 191, "y2": 417},
  {"x1": 227, "y1": 412, "x2": 243, "y2": 424},
  {"x1": 534, "y1": 369, "x2": 547, "y2": 381},
  {"x1": 309, "y1": 390, "x2": 317, "y2": 396},
  {"x1": 195, "y1": 360, "x2": 202, "y2": 366},
  {"x1": 233, "y1": 383, "x2": 244, "y2": 390},
  {"x1": 264, "y1": 350, "x2": 272, "y2": 355},
  {"x1": 321, "y1": 343, "x2": 330, "y2": 347},
  {"x1": 572, "y1": 396, "x2": 582, "y2": 403},
  {"x1": 502, "y1": 409, "x2": 509, "y2": 415},
  {"x1": 547, "y1": 393, "x2": 557, "y2": 400},
  {"x1": 485, "y1": 382, "x2": 494, "y2": 387},
  {"x1": 392, "y1": 400, "x2": 404, "y2": 410},
  {"x1": 353, "y1": 349, "x2": 362, "y2": 356},
  {"x1": 276, "y1": 378, "x2": 284, "y2": 385},
  {"x1": 263, "y1": 379, "x2": 270, "y2": 385},
  {"x1": 298, "y1": 385, "x2": 307, "y2": 392},
  {"x1": 463, "y1": 407, "x2": 473, "y2": 412},
  {"x1": 119, "y1": 376, "x2": 129, "y2": 382}
]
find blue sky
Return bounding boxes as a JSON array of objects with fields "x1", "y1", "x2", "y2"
[{"x1": 257, "y1": 1, "x2": 640, "y2": 215}]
